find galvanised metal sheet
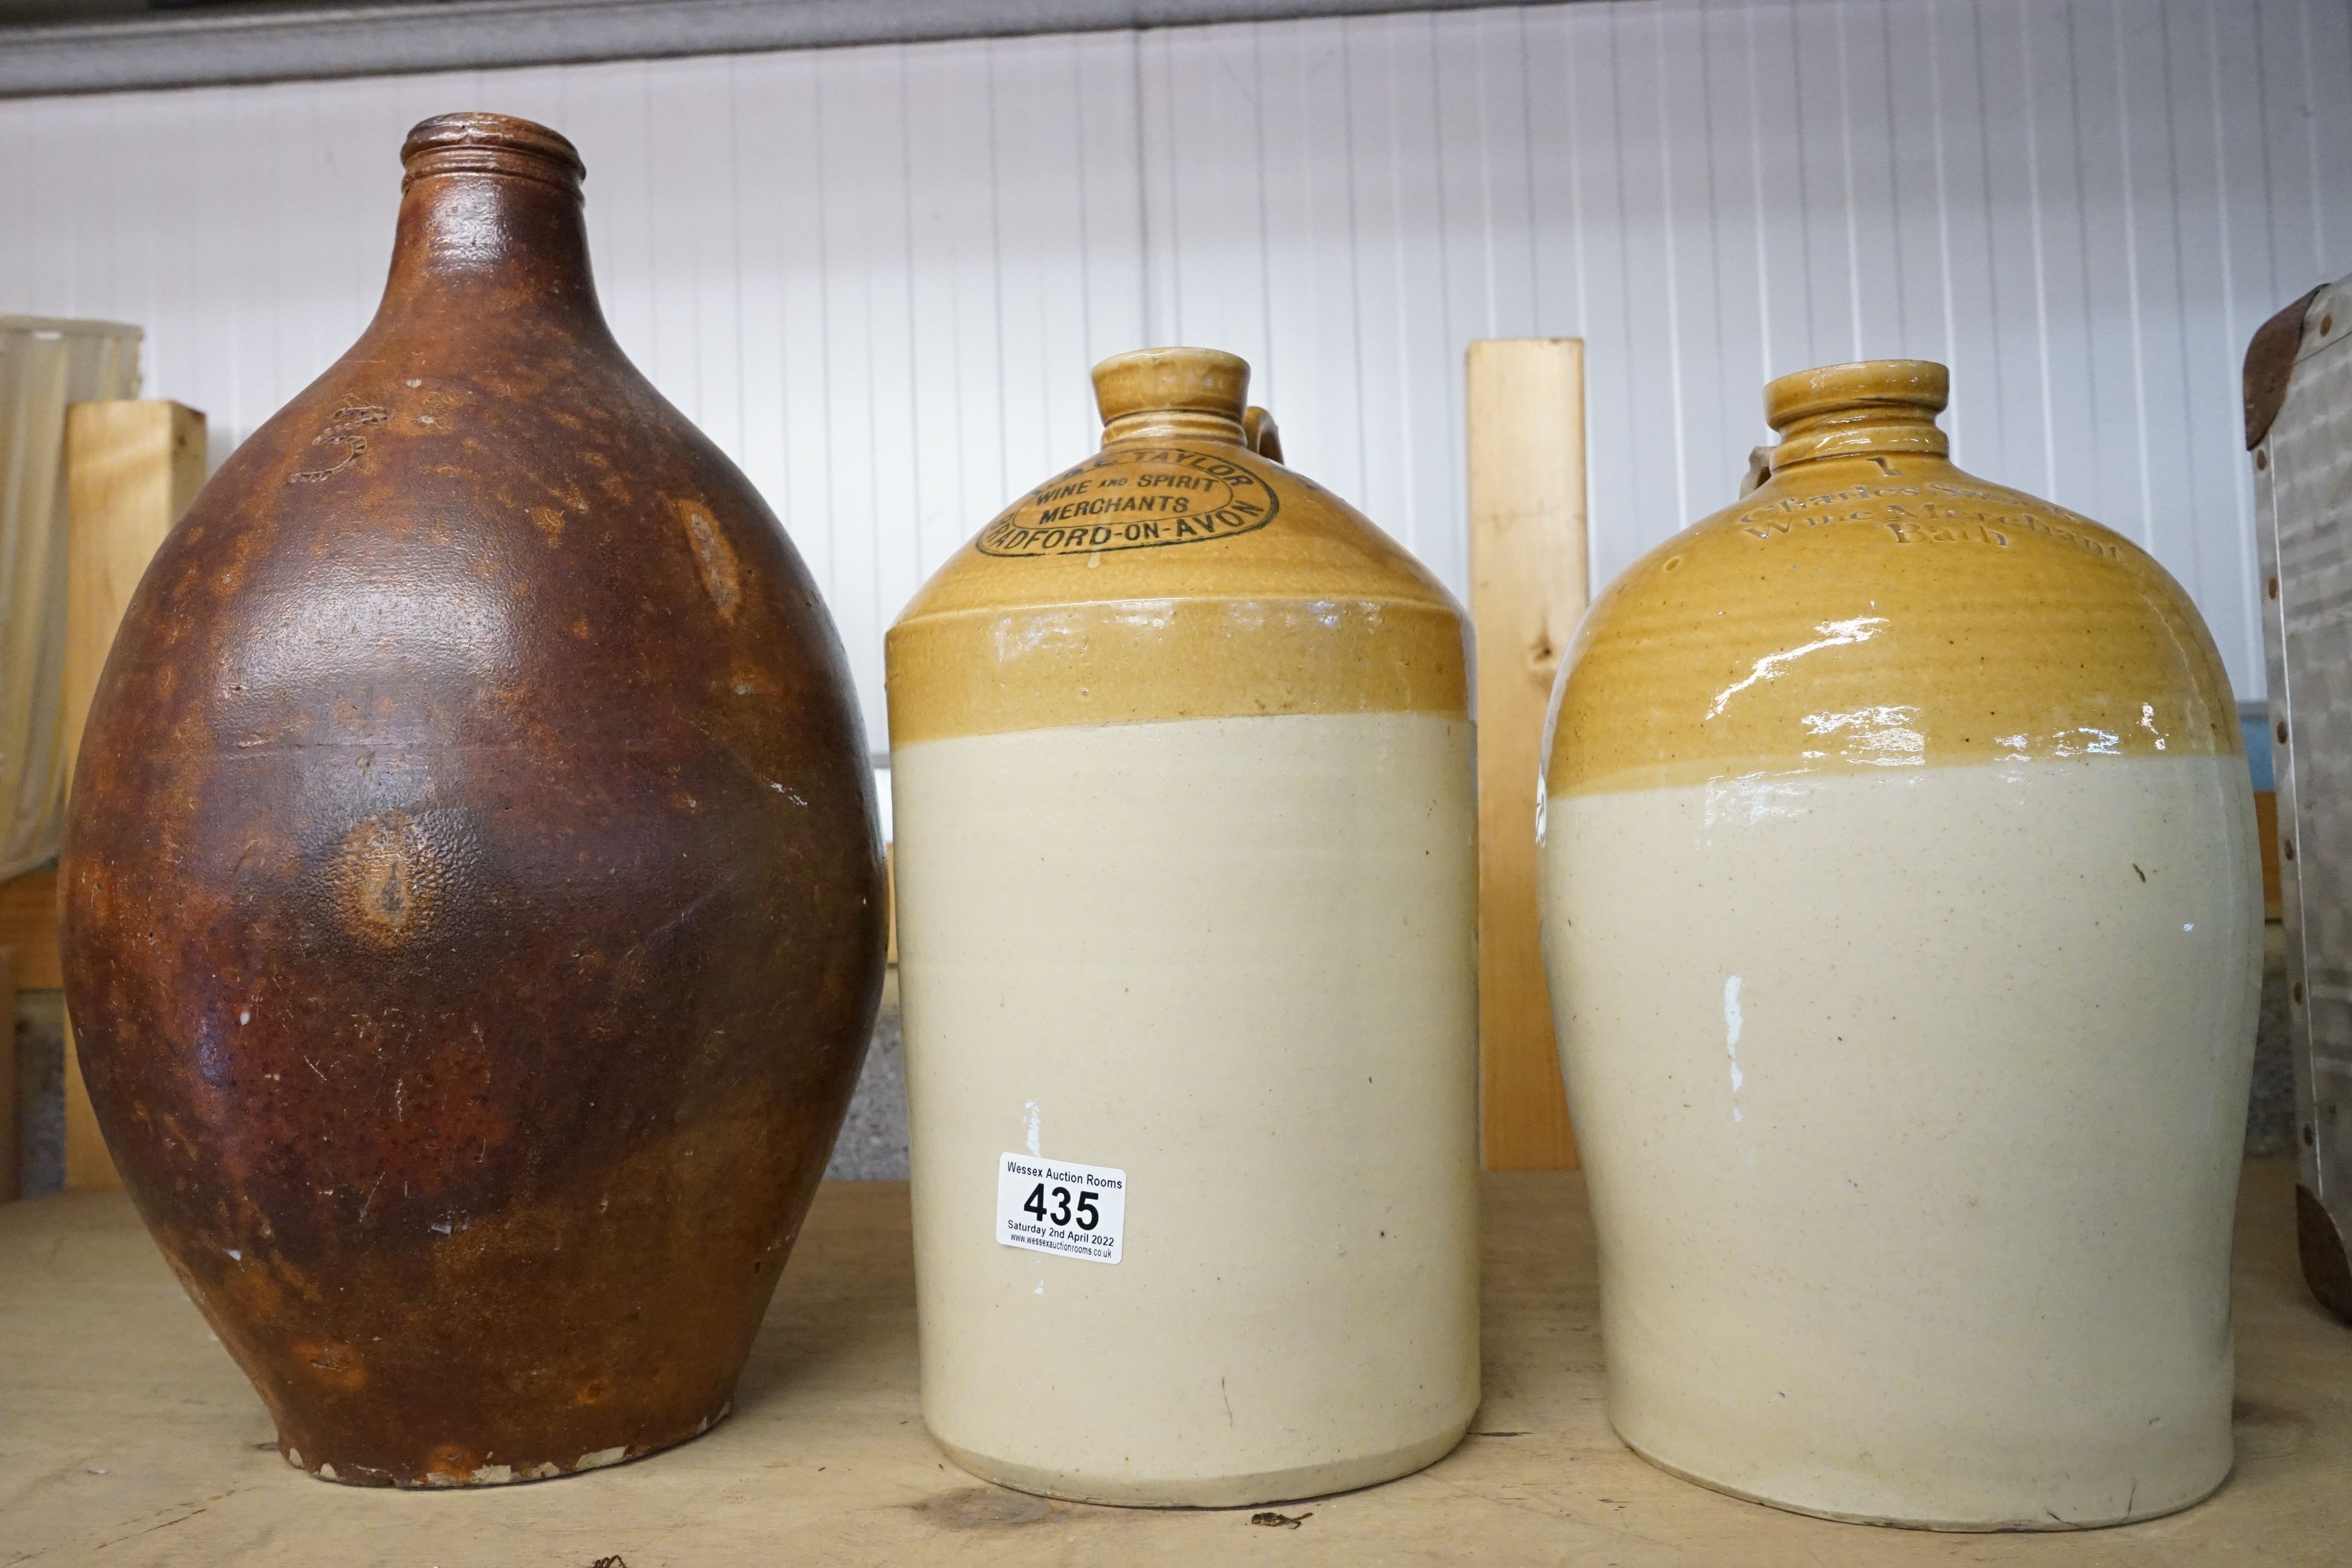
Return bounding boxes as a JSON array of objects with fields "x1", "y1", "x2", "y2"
[{"x1": 2254, "y1": 275, "x2": 2352, "y2": 1313}]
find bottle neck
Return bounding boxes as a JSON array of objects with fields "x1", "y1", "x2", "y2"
[
  {"x1": 1101, "y1": 409, "x2": 1248, "y2": 448},
  {"x1": 374, "y1": 167, "x2": 610, "y2": 339},
  {"x1": 1768, "y1": 405, "x2": 1950, "y2": 471}
]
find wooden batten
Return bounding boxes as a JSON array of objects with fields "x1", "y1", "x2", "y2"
[
  {"x1": 64, "y1": 402, "x2": 206, "y2": 754},
  {"x1": 60, "y1": 1054, "x2": 109, "y2": 1189},
  {"x1": 2257, "y1": 789, "x2": 2283, "y2": 920},
  {"x1": 1466, "y1": 340, "x2": 1587, "y2": 1171},
  {"x1": 60, "y1": 400, "x2": 206, "y2": 1191},
  {"x1": 1, "y1": 948, "x2": 16, "y2": 1201},
  {"x1": 0, "y1": 869, "x2": 58, "y2": 990}
]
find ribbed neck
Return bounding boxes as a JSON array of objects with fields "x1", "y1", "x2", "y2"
[{"x1": 1764, "y1": 359, "x2": 1951, "y2": 471}]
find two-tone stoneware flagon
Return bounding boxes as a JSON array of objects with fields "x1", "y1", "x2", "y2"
[
  {"x1": 1539, "y1": 359, "x2": 2261, "y2": 1528},
  {"x1": 59, "y1": 113, "x2": 887, "y2": 1487},
  {"x1": 885, "y1": 348, "x2": 1481, "y2": 1506}
]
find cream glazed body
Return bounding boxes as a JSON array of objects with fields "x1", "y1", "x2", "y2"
[
  {"x1": 885, "y1": 350, "x2": 1481, "y2": 1506},
  {"x1": 1538, "y1": 361, "x2": 2261, "y2": 1530}
]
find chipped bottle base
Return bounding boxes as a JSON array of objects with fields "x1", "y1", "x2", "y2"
[{"x1": 280, "y1": 1402, "x2": 733, "y2": 1489}]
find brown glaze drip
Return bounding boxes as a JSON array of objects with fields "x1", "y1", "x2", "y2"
[{"x1": 60, "y1": 113, "x2": 885, "y2": 1488}]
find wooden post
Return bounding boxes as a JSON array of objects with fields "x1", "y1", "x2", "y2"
[
  {"x1": 0, "y1": 869, "x2": 59, "y2": 988},
  {"x1": 1466, "y1": 341, "x2": 1587, "y2": 1171},
  {"x1": 0, "y1": 866, "x2": 51, "y2": 1202},
  {"x1": 60, "y1": 400, "x2": 206, "y2": 1190},
  {"x1": 1, "y1": 948, "x2": 17, "y2": 1200}
]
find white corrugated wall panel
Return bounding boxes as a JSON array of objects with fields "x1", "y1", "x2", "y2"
[{"x1": 0, "y1": 0, "x2": 2343, "y2": 740}]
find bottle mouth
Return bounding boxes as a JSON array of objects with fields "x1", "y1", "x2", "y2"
[
  {"x1": 1763, "y1": 359, "x2": 1949, "y2": 466},
  {"x1": 1093, "y1": 347, "x2": 1250, "y2": 440},
  {"x1": 1764, "y1": 359, "x2": 1947, "y2": 429},
  {"x1": 401, "y1": 112, "x2": 584, "y2": 195}
]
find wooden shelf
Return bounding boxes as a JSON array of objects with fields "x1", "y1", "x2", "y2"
[
  {"x1": 2, "y1": 1163, "x2": 2344, "y2": 1564},
  {"x1": 0, "y1": 1, "x2": 1513, "y2": 98}
]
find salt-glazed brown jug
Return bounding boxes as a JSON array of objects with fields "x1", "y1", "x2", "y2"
[
  {"x1": 1539, "y1": 360, "x2": 2259, "y2": 1529},
  {"x1": 59, "y1": 114, "x2": 886, "y2": 1488},
  {"x1": 886, "y1": 348, "x2": 1480, "y2": 1506}
]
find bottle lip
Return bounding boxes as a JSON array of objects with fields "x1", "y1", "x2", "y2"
[
  {"x1": 401, "y1": 112, "x2": 584, "y2": 194},
  {"x1": 1763, "y1": 359, "x2": 1947, "y2": 430},
  {"x1": 1092, "y1": 347, "x2": 1251, "y2": 426}
]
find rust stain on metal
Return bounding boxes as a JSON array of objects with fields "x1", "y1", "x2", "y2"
[
  {"x1": 2296, "y1": 1183, "x2": 2352, "y2": 1322},
  {"x1": 2245, "y1": 287, "x2": 2324, "y2": 450}
]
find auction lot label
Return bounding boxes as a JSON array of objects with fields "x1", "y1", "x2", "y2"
[{"x1": 996, "y1": 1153, "x2": 1126, "y2": 1264}]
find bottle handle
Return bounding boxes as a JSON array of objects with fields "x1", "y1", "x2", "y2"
[{"x1": 1244, "y1": 406, "x2": 1285, "y2": 465}]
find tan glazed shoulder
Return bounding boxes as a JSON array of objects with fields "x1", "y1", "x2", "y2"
[
  {"x1": 1547, "y1": 361, "x2": 2240, "y2": 797},
  {"x1": 889, "y1": 348, "x2": 1468, "y2": 745}
]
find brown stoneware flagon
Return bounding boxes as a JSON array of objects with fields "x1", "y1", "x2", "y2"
[{"x1": 58, "y1": 113, "x2": 886, "y2": 1488}]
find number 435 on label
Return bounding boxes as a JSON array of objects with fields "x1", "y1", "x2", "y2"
[{"x1": 996, "y1": 1153, "x2": 1126, "y2": 1264}]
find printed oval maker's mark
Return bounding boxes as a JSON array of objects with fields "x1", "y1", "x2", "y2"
[{"x1": 978, "y1": 445, "x2": 1279, "y2": 558}]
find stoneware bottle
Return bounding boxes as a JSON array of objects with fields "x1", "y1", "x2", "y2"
[
  {"x1": 1539, "y1": 360, "x2": 2261, "y2": 1529},
  {"x1": 886, "y1": 348, "x2": 1480, "y2": 1506},
  {"x1": 59, "y1": 114, "x2": 886, "y2": 1487}
]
